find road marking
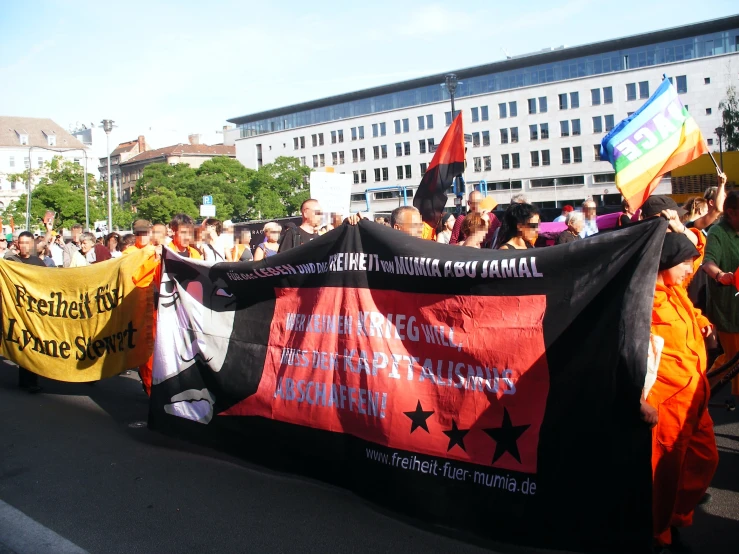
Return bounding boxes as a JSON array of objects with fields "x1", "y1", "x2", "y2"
[{"x1": 0, "y1": 499, "x2": 88, "y2": 554}]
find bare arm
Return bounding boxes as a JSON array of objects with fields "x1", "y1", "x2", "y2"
[
  {"x1": 253, "y1": 245, "x2": 265, "y2": 262},
  {"x1": 693, "y1": 172, "x2": 726, "y2": 230},
  {"x1": 702, "y1": 260, "x2": 735, "y2": 285}
]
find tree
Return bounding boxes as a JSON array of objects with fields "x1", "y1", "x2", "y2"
[
  {"x1": 719, "y1": 84, "x2": 739, "y2": 151},
  {"x1": 135, "y1": 188, "x2": 198, "y2": 223},
  {"x1": 257, "y1": 156, "x2": 312, "y2": 215}
]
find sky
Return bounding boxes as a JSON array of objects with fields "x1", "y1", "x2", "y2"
[{"x1": 1, "y1": 0, "x2": 737, "y2": 147}]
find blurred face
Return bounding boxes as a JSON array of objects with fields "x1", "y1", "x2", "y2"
[
  {"x1": 661, "y1": 260, "x2": 694, "y2": 286},
  {"x1": 135, "y1": 230, "x2": 151, "y2": 248},
  {"x1": 445, "y1": 215, "x2": 456, "y2": 231},
  {"x1": 266, "y1": 227, "x2": 281, "y2": 243},
  {"x1": 80, "y1": 237, "x2": 95, "y2": 254},
  {"x1": 36, "y1": 240, "x2": 47, "y2": 255},
  {"x1": 395, "y1": 210, "x2": 423, "y2": 238},
  {"x1": 518, "y1": 214, "x2": 540, "y2": 244},
  {"x1": 570, "y1": 218, "x2": 585, "y2": 234},
  {"x1": 151, "y1": 225, "x2": 167, "y2": 246},
  {"x1": 0, "y1": 238, "x2": 6, "y2": 251},
  {"x1": 71, "y1": 227, "x2": 82, "y2": 241},
  {"x1": 468, "y1": 192, "x2": 483, "y2": 214},
  {"x1": 583, "y1": 203, "x2": 597, "y2": 220},
  {"x1": 18, "y1": 236, "x2": 35, "y2": 257},
  {"x1": 108, "y1": 235, "x2": 119, "y2": 250},
  {"x1": 303, "y1": 201, "x2": 322, "y2": 228},
  {"x1": 174, "y1": 225, "x2": 194, "y2": 248}
]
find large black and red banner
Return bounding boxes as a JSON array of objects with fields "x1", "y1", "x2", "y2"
[{"x1": 149, "y1": 218, "x2": 667, "y2": 553}]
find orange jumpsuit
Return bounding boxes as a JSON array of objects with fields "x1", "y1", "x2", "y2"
[{"x1": 647, "y1": 283, "x2": 719, "y2": 546}]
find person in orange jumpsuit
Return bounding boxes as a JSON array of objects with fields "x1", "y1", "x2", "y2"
[{"x1": 640, "y1": 232, "x2": 719, "y2": 552}]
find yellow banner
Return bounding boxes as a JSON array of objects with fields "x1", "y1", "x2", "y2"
[{"x1": 0, "y1": 248, "x2": 154, "y2": 382}]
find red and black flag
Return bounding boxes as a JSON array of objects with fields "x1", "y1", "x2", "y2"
[{"x1": 413, "y1": 112, "x2": 465, "y2": 231}]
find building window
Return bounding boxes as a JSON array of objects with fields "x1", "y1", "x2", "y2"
[
  {"x1": 481, "y1": 106, "x2": 489, "y2": 121},
  {"x1": 676, "y1": 75, "x2": 687, "y2": 93},
  {"x1": 46, "y1": 134, "x2": 56, "y2": 146},
  {"x1": 404, "y1": 142, "x2": 411, "y2": 156},
  {"x1": 540, "y1": 123, "x2": 549, "y2": 140},
  {"x1": 499, "y1": 103, "x2": 507, "y2": 119},
  {"x1": 420, "y1": 162, "x2": 427, "y2": 175},
  {"x1": 473, "y1": 157, "x2": 482, "y2": 172},
  {"x1": 528, "y1": 98, "x2": 537, "y2": 114},
  {"x1": 374, "y1": 168, "x2": 381, "y2": 182},
  {"x1": 707, "y1": 138, "x2": 714, "y2": 145},
  {"x1": 484, "y1": 156, "x2": 491, "y2": 171},
  {"x1": 300, "y1": 136, "x2": 305, "y2": 148},
  {"x1": 639, "y1": 81, "x2": 650, "y2": 99},
  {"x1": 294, "y1": 137, "x2": 300, "y2": 149},
  {"x1": 353, "y1": 171, "x2": 359, "y2": 184},
  {"x1": 351, "y1": 193, "x2": 365, "y2": 203},
  {"x1": 570, "y1": 92, "x2": 579, "y2": 109},
  {"x1": 560, "y1": 120, "x2": 570, "y2": 137},
  {"x1": 9, "y1": 156, "x2": 14, "y2": 168},
  {"x1": 312, "y1": 155, "x2": 318, "y2": 168},
  {"x1": 603, "y1": 86, "x2": 613, "y2": 104},
  {"x1": 572, "y1": 119, "x2": 581, "y2": 136},
  {"x1": 339, "y1": 151, "x2": 345, "y2": 164},
  {"x1": 472, "y1": 132, "x2": 480, "y2": 147},
  {"x1": 382, "y1": 167, "x2": 388, "y2": 181},
  {"x1": 509, "y1": 101, "x2": 517, "y2": 117},
  {"x1": 531, "y1": 151, "x2": 540, "y2": 167},
  {"x1": 626, "y1": 83, "x2": 637, "y2": 101},
  {"x1": 542, "y1": 150, "x2": 550, "y2": 166},
  {"x1": 397, "y1": 166, "x2": 404, "y2": 179},
  {"x1": 403, "y1": 118, "x2": 409, "y2": 133},
  {"x1": 705, "y1": 77, "x2": 711, "y2": 84},
  {"x1": 418, "y1": 115, "x2": 425, "y2": 131},
  {"x1": 510, "y1": 127, "x2": 519, "y2": 143},
  {"x1": 319, "y1": 133, "x2": 324, "y2": 146},
  {"x1": 500, "y1": 128, "x2": 509, "y2": 144},
  {"x1": 405, "y1": 165, "x2": 411, "y2": 179},
  {"x1": 374, "y1": 146, "x2": 380, "y2": 160},
  {"x1": 395, "y1": 143, "x2": 403, "y2": 157},
  {"x1": 319, "y1": 153, "x2": 325, "y2": 167},
  {"x1": 706, "y1": 108, "x2": 712, "y2": 115},
  {"x1": 419, "y1": 140, "x2": 426, "y2": 154},
  {"x1": 562, "y1": 148, "x2": 571, "y2": 164},
  {"x1": 381, "y1": 145, "x2": 388, "y2": 158},
  {"x1": 360, "y1": 170, "x2": 367, "y2": 183},
  {"x1": 359, "y1": 126, "x2": 364, "y2": 139},
  {"x1": 352, "y1": 149, "x2": 358, "y2": 163},
  {"x1": 372, "y1": 124, "x2": 378, "y2": 138},
  {"x1": 512, "y1": 153, "x2": 520, "y2": 169},
  {"x1": 380, "y1": 122, "x2": 386, "y2": 136},
  {"x1": 605, "y1": 115, "x2": 615, "y2": 132},
  {"x1": 559, "y1": 93, "x2": 568, "y2": 110},
  {"x1": 471, "y1": 107, "x2": 479, "y2": 122},
  {"x1": 482, "y1": 130, "x2": 490, "y2": 146},
  {"x1": 427, "y1": 138, "x2": 434, "y2": 151},
  {"x1": 594, "y1": 145, "x2": 603, "y2": 161},
  {"x1": 332, "y1": 152, "x2": 338, "y2": 165},
  {"x1": 501, "y1": 154, "x2": 510, "y2": 170},
  {"x1": 312, "y1": 134, "x2": 317, "y2": 147},
  {"x1": 394, "y1": 120, "x2": 401, "y2": 134},
  {"x1": 426, "y1": 115, "x2": 433, "y2": 129},
  {"x1": 338, "y1": 129, "x2": 344, "y2": 142},
  {"x1": 351, "y1": 127, "x2": 357, "y2": 141},
  {"x1": 530, "y1": 124, "x2": 538, "y2": 140},
  {"x1": 19, "y1": 134, "x2": 28, "y2": 145},
  {"x1": 539, "y1": 97, "x2": 547, "y2": 113},
  {"x1": 573, "y1": 146, "x2": 582, "y2": 163},
  {"x1": 591, "y1": 88, "x2": 601, "y2": 106},
  {"x1": 300, "y1": 156, "x2": 306, "y2": 166},
  {"x1": 359, "y1": 148, "x2": 365, "y2": 161},
  {"x1": 24, "y1": 157, "x2": 30, "y2": 168},
  {"x1": 593, "y1": 116, "x2": 603, "y2": 133}
]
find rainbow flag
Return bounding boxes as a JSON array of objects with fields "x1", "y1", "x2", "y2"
[{"x1": 600, "y1": 78, "x2": 708, "y2": 211}]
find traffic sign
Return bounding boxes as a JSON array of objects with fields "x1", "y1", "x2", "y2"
[
  {"x1": 202, "y1": 195, "x2": 213, "y2": 205},
  {"x1": 200, "y1": 204, "x2": 216, "y2": 217}
]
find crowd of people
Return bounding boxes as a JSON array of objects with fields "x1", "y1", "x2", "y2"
[{"x1": 2, "y1": 173, "x2": 736, "y2": 552}]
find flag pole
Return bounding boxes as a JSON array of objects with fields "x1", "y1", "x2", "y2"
[{"x1": 707, "y1": 150, "x2": 722, "y2": 175}]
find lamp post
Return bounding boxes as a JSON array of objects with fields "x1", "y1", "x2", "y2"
[
  {"x1": 445, "y1": 73, "x2": 458, "y2": 116},
  {"x1": 715, "y1": 126, "x2": 725, "y2": 172},
  {"x1": 101, "y1": 119, "x2": 115, "y2": 231},
  {"x1": 25, "y1": 146, "x2": 33, "y2": 230}
]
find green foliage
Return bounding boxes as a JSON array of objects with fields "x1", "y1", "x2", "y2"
[
  {"x1": 128, "y1": 155, "x2": 311, "y2": 223},
  {"x1": 719, "y1": 84, "x2": 739, "y2": 152}
]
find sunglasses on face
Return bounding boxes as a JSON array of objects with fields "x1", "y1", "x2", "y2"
[{"x1": 523, "y1": 222, "x2": 540, "y2": 230}]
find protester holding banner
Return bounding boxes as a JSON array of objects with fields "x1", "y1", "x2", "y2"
[
  {"x1": 556, "y1": 211, "x2": 584, "y2": 245},
  {"x1": 34, "y1": 236, "x2": 55, "y2": 267},
  {"x1": 703, "y1": 190, "x2": 739, "y2": 400},
  {"x1": 496, "y1": 203, "x2": 539, "y2": 250},
  {"x1": 105, "y1": 233, "x2": 122, "y2": 258},
  {"x1": 460, "y1": 212, "x2": 489, "y2": 248},
  {"x1": 390, "y1": 206, "x2": 423, "y2": 238},
  {"x1": 167, "y1": 213, "x2": 202, "y2": 259},
  {"x1": 202, "y1": 218, "x2": 230, "y2": 262},
  {"x1": 580, "y1": 200, "x2": 599, "y2": 238},
  {"x1": 232, "y1": 228, "x2": 253, "y2": 262},
  {"x1": 449, "y1": 191, "x2": 481, "y2": 245},
  {"x1": 254, "y1": 222, "x2": 281, "y2": 261},
  {"x1": 62, "y1": 223, "x2": 83, "y2": 267},
  {"x1": 279, "y1": 199, "x2": 321, "y2": 252},
  {"x1": 646, "y1": 232, "x2": 718, "y2": 552}
]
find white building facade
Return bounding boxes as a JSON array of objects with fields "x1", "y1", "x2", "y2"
[{"x1": 227, "y1": 17, "x2": 739, "y2": 215}]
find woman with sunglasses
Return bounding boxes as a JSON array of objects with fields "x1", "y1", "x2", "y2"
[{"x1": 495, "y1": 203, "x2": 540, "y2": 250}]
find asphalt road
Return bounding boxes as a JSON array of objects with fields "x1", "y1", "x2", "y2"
[{"x1": 1, "y1": 360, "x2": 737, "y2": 554}]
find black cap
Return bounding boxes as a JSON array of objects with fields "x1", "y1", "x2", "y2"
[
  {"x1": 641, "y1": 196, "x2": 687, "y2": 219},
  {"x1": 659, "y1": 232, "x2": 699, "y2": 271}
]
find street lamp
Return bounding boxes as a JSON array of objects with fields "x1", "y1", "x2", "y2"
[
  {"x1": 715, "y1": 126, "x2": 725, "y2": 172},
  {"x1": 101, "y1": 119, "x2": 115, "y2": 231},
  {"x1": 444, "y1": 73, "x2": 459, "y2": 115}
]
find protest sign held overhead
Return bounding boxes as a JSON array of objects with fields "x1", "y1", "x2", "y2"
[
  {"x1": 0, "y1": 248, "x2": 155, "y2": 381},
  {"x1": 149, "y1": 218, "x2": 668, "y2": 553},
  {"x1": 600, "y1": 77, "x2": 709, "y2": 211}
]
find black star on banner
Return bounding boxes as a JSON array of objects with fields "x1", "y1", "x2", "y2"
[
  {"x1": 482, "y1": 407, "x2": 531, "y2": 464},
  {"x1": 442, "y1": 419, "x2": 470, "y2": 452},
  {"x1": 403, "y1": 400, "x2": 434, "y2": 434}
]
